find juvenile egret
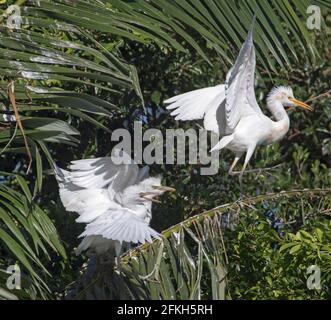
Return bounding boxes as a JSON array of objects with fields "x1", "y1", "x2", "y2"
[
  {"x1": 165, "y1": 19, "x2": 312, "y2": 186},
  {"x1": 55, "y1": 151, "x2": 175, "y2": 258}
]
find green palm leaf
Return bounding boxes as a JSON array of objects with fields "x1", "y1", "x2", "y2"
[
  {"x1": 111, "y1": 0, "x2": 327, "y2": 72},
  {"x1": 0, "y1": 175, "x2": 67, "y2": 299}
]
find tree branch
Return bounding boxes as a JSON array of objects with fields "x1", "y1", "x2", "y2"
[{"x1": 7, "y1": 81, "x2": 32, "y2": 173}]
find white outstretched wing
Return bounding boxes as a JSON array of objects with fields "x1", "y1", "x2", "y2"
[
  {"x1": 224, "y1": 18, "x2": 262, "y2": 131},
  {"x1": 67, "y1": 152, "x2": 139, "y2": 192},
  {"x1": 79, "y1": 207, "x2": 160, "y2": 244},
  {"x1": 165, "y1": 85, "x2": 225, "y2": 128},
  {"x1": 55, "y1": 166, "x2": 112, "y2": 223},
  {"x1": 54, "y1": 152, "x2": 145, "y2": 223}
]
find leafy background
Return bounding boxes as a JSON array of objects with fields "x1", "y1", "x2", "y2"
[{"x1": 0, "y1": 0, "x2": 330, "y2": 299}]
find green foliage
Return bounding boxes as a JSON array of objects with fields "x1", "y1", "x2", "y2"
[
  {"x1": 112, "y1": 0, "x2": 327, "y2": 71},
  {"x1": 225, "y1": 193, "x2": 331, "y2": 299},
  {"x1": 0, "y1": 174, "x2": 66, "y2": 299}
]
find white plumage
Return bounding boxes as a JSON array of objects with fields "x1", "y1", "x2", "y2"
[
  {"x1": 165, "y1": 17, "x2": 312, "y2": 186},
  {"x1": 55, "y1": 151, "x2": 175, "y2": 256}
]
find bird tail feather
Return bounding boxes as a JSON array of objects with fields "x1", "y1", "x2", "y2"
[{"x1": 211, "y1": 135, "x2": 233, "y2": 152}]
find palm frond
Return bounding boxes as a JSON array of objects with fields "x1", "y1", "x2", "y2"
[
  {"x1": 111, "y1": 0, "x2": 327, "y2": 72},
  {"x1": 0, "y1": 175, "x2": 67, "y2": 299},
  {"x1": 69, "y1": 188, "x2": 331, "y2": 300}
]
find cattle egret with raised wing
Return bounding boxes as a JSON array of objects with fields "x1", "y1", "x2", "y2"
[
  {"x1": 55, "y1": 150, "x2": 175, "y2": 260},
  {"x1": 165, "y1": 17, "x2": 312, "y2": 187}
]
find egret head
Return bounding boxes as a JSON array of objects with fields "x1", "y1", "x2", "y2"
[
  {"x1": 267, "y1": 86, "x2": 312, "y2": 111},
  {"x1": 138, "y1": 177, "x2": 176, "y2": 203}
]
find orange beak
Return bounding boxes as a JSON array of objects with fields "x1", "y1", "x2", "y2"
[{"x1": 288, "y1": 97, "x2": 313, "y2": 111}]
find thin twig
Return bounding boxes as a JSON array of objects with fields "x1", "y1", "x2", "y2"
[
  {"x1": 7, "y1": 81, "x2": 32, "y2": 173},
  {"x1": 319, "y1": 208, "x2": 331, "y2": 215},
  {"x1": 229, "y1": 163, "x2": 284, "y2": 176},
  {"x1": 0, "y1": 122, "x2": 18, "y2": 155},
  {"x1": 305, "y1": 89, "x2": 331, "y2": 103}
]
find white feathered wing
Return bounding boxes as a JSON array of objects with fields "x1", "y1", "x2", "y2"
[
  {"x1": 165, "y1": 17, "x2": 262, "y2": 145},
  {"x1": 55, "y1": 155, "x2": 159, "y2": 255}
]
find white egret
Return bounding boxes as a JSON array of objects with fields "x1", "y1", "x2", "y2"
[
  {"x1": 165, "y1": 18, "x2": 312, "y2": 186},
  {"x1": 54, "y1": 150, "x2": 175, "y2": 259}
]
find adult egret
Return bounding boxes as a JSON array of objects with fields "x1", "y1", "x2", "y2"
[
  {"x1": 55, "y1": 150, "x2": 175, "y2": 259},
  {"x1": 165, "y1": 18, "x2": 312, "y2": 186}
]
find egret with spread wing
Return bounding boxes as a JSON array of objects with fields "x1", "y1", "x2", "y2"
[
  {"x1": 165, "y1": 17, "x2": 312, "y2": 187},
  {"x1": 55, "y1": 150, "x2": 175, "y2": 260}
]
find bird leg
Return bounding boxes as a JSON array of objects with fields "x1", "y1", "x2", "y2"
[
  {"x1": 228, "y1": 153, "x2": 243, "y2": 175},
  {"x1": 114, "y1": 256, "x2": 120, "y2": 269},
  {"x1": 238, "y1": 146, "x2": 256, "y2": 196},
  {"x1": 239, "y1": 162, "x2": 248, "y2": 195}
]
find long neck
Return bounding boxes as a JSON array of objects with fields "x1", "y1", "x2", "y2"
[
  {"x1": 267, "y1": 95, "x2": 290, "y2": 140},
  {"x1": 267, "y1": 96, "x2": 289, "y2": 122}
]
